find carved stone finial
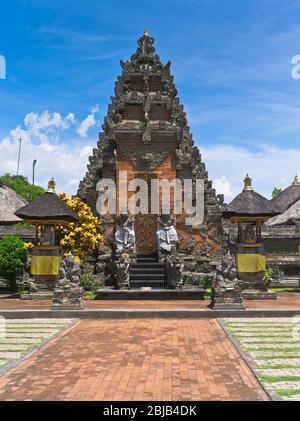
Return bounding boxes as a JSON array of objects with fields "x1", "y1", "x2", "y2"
[
  {"x1": 127, "y1": 30, "x2": 162, "y2": 71},
  {"x1": 292, "y1": 175, "x2": 300, "y2": 185},
  {"x1": 243, "y1": 174, "x2": 252, "y2": 191},
  {"x1": 47, "y1": 177, "x2": 56, "y2": 193}
]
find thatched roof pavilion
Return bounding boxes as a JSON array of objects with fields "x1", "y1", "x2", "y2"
[
  {"x1": 271, "y1": 175, "x2": 300, "y2": 213},
  {"x1": 0, "y1": 182, "x2": 27, "y2": 224},
  {"x1": 15, "y1": 178, "x2": 79, "y2": 225},
  {"x1": 266, "y1": 198, "x2": 300, "y2": 226},
  {"x1": 223, "y1": 174, "x2": 280, "y2": 221}
]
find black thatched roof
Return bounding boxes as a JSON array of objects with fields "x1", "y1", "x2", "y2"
[
  {"x1": 0, "y1": 183, "x2": 28, "y2": 224},
  {"x1": 223, "y1": 175, "x2": 280, "y2": 218},
  {"x1": 15, "y1": 178, "x2": 79, "y2": 223},
  {"x1": 266, "y1": 198, "x2": 300, "y2": 226},
  {"x1": 271, "y1": 176, "x2": 300, "y2": 213}
]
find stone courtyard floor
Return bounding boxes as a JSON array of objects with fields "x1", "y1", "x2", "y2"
[
  {"x1": 222, "y1": 318, "x2": 300, "y2": 401},
  {"x1": 0, "y1": 293, "x2": 299, "y2": 401},
  {"x1": 0, "y1": 319, "x2": 268, "y2": 401},
  {"x1": 0, "y1": 319, "x2": 76, "y2": 374}
]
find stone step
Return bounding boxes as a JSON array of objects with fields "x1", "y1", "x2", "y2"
[
  {"x1": 136, "y1": 256, "x2": 158, "y2": 262},
  {"x1": 96, "y1": 289, "x2": 205, "y2": 300},
  {"x1": 131, "y1": 263, "x2": 164, "y2": 269},
  {"x1": 130, "y1": 280, "x2": 167, "y2": 289},
  {"x1": 130, "y1": 273, "x2": 166, "y2": 281},
  {"x1": 137, "y1": 254, "x2": 158, "y2": 259},
  {"x1": 130, "y1": 268, "x2": 165, "y2": 275}
]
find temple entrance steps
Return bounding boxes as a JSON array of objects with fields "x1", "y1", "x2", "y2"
[{"x1": 129, "y1": 255, "x2": 167, "y2": 289}]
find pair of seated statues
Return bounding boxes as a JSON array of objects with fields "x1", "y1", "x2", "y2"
[{"x1": 114, "y1": 214, "x2": 178, "y2": 256}]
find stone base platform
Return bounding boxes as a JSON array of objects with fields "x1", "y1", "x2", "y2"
[
  {"x1": 209, "y1": 303, "x2": 245, "y2": 310},
  {"x1": 96, "y1": 288, "x2": 206, "y2": 300},
  {"x1": 20, "y1": 292, "x2": 53, "y2": 300},
  {"x1": 1, "y1": 308, "x2": 300, "y2": 319},
  {"x1": 241, "y1": 290, "x2": 277, "y2": 300},
  {"x1": 51, "y1": 304, "x2": 86, "y2": 311}
]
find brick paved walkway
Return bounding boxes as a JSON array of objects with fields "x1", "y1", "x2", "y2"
[{"x1": 0, "y1": 319, "x2": 268, "y2": 401}]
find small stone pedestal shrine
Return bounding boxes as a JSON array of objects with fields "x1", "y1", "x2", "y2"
[
  {"x1": 15, "y1": 178, "x2": 79, "y2": 299},
  {"x1": 223, "y1": 175, "x2": 280, "y2": 300},
  {"x1": 210, "y1": 253, "x2": 245, "y2": 310},
  {"x1": 52, "y1": 253, "x2": 85, "y2": 310}
]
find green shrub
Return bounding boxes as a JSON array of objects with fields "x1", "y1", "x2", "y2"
[
  {"x1": 0, "y1": 236, "x2": 28, "y2": 290},
  {"x1": 80, "y1": 271, "x2": 98, "y2": 292},
  {"x1": 197, "y1": 274, "x2": 213, "y2": 289},
  {"x1": 263, "y1": 268, "x2": 274, "y2": 281},
  {"x1": 83, "y1": 291, "x2": 97, "y2": 300},
  {"x1": 0, "y1": 174, "x2": 44, "y2": 202}
]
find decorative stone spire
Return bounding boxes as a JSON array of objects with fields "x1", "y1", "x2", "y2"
[
  {"x1": 243, "y1": 174, "x2": 253, "y2": 191},
  {"x1": 292, "y1": 175, "x2": 300, "y2": 185},
  {"x1": 120, "y1": 30, "x2": 163, "y2": 72},
  {"x1": 78, "y1": 31, "x2": 223, "y2": 226},
  {"x1": 47, "y1": 177, "x2": 56, "y2": 194}
]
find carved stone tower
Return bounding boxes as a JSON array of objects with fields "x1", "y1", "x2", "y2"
[{"x1": 78, "y1": 31, "x2": 224, "y2": 264}]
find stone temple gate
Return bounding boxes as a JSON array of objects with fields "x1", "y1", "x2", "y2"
[{"x1": 78, "y1": 31, "x2": 225, "y2": 288}]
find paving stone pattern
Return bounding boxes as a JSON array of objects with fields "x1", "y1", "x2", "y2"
[
  {"x1": 223, "y1": 318, "x2": 300, "y2": 401},
  {"x1": 0, "y1": 319, "x2": 76, "y2": 373}
]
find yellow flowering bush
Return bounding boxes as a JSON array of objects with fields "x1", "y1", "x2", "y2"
[
  {"x1": 59, "y1": 194, "x2": 103, "y2": 263},
  {"x1": 23, "y1": 242, "x2": 34, "y2": 251}
]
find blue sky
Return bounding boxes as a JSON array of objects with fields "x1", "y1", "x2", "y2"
[{"x1": 1, "y1": 0, "x2": 300, "y2": 199}]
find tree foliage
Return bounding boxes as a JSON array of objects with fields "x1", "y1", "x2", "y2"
[
  {"x1": 272, "y1": 187, "x2": 282, "y2": 198},
  {"x1": 0, "y1": 236, "x2": 28, "y2": 290},
  {"x1": 58, "y1": 194, "x2": 103, "y2": 263},
  {"x1": 0, "y1": 174, "x2": 44, "y2": 202}
]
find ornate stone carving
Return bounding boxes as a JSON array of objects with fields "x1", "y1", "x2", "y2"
[
  {"x1": 115, "y1": 214, "x2": 135, "y2": 255},
  {"x1": 121, "y1": 30, "x2": 163, "y2": 72},
  {"x1": 165, "y1": 257, "x2": 183, "y2": 290},
  {"x1": 119, "y1": 145, "x2": 169, "y2": 170},
  {"x1": 142, "y1": 125, "x2": 152, "y2": 144},
  {"x1": 115, "y1": 254, "x2": 130, "y2": 290},
  {"x1": 210, "y1": 253, "x2": 245, "y2": 310},
  {"x1": 156, "y1": 214, "x2": 178, "y2": 258},
  {"x1": 52, "y1": 253, "x2": 85, "y2": 309}
]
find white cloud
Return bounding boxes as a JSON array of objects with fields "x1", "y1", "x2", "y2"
[
  {"x1": 202, "y1": 144, "x2": 300, "y2": 202},
  {"x1": 0, "y1": 111, "x2": 93, "y2": 195},
  {"x1": 77, "y1": 104, "x2": 99, "y2": 138},
  {"x1": 24, "y1": 111, "x2": 76, "y2": 133},
  {"x1": 212, "y1": 176, "x2": 234, "y2": 200},
  {"x1": 77, "y1": 114, "x2": 96, "y2": 138},
  {"x1": 91, "y1": 104, "x2": 99, "y2": 114}
]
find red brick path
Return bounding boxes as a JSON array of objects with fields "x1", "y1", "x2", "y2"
[
  {"x1": 0, "y1": 319, "x2": 268, "y2": 401},
  {"x1": 0, "y1": 292, "x2": 299, "y2": 310}
]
